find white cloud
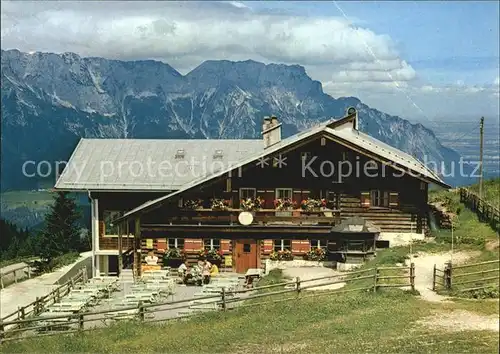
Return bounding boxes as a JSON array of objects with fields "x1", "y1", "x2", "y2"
[
  {"x1": 0, "y1": 1, "x2": 410, "y2": 74},
  {"x1": 0, "y1": 1, "x2": 498, "y2": 121}
]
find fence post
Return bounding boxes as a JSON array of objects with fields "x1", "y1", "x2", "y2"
[
  {"x1": 221, "y1": 288, "x2": 227, "y2": 311},
  {"x1": 432, "y1": 264, "x2": 436, "y2": 291},
  {"x1": 79, "y1": 313, "x2": 84, "y2": 330},
  {"x1": 14, "y1": 269, "x2": 17, "y2": 284},
  {"x1": 444, "y1": 261, "x2": 452, "y2": 290},
  {"x1": 27, "y1": 265, "x2": 31, "y2": 279},
  {"x1": 296, "y1": 277, "x2": 301, "y2": 294},
  {"x1": 410, "y1": 263, "x2": 415, "y2": 292},
  {"x1": 138, "y1": 301, "x2": 145, "y2": 321},
  {"x1": 373, "y1": 267, "x2": 379, "y2": 292},
  {"x1": 0, "y1": 274, "x2": 3, "y2": 289},
  {"x1": 20, "y1": 307, "x2": 25, "y2": 320},
  {"x1": 0, "y1": 320, "x2": 4, "y2": 344},
  {"x1": 35, "y1": 297, "x2": 40, "y2": 315}
]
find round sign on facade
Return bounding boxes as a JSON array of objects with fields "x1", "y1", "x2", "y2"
[{"x1": 238, "y1": 212, "x2": 254, "y2": 225}]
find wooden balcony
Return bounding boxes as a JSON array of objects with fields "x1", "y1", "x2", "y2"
[
  {"x1": 99, "y1": 236, "x2": 135, "y2": 250},
  {"x1": 150, "y1": 208, "x2": 341, "y2": 227}
]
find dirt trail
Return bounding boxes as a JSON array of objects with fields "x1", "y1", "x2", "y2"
[{"x1": 405, "y1": 251, "x2": 480, "y2": 303}]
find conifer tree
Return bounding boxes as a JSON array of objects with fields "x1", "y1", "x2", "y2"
[{"x1": 38, "y1": 192, "x2": 81, "y2": 267}]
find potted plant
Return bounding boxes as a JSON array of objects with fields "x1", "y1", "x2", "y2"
[
  {"x1": 183, "y1": 199, "x2": 203, "y2": 210},
  {"x1": 163, "y1": 248, "x2": 185, "y2": 268},
  {"x1": 303, "y1": 247, "x2": 326, "y2": 261},
  {"x1": 206, "y1": 249, "x2": 224, "y2": 267},
  {"x1": 274, "y1": 198, "x2": 296, "y2": 211},
  {"x1": 269, "y1": 249, "x2": 294, "y2": 261},
  {"x1": 300, "y1": 198, "x2": 327, "y2": 212},
  {"x1": 240, "y1": 196, "x2": 265, "y2": 211},
  {"x1": 211, "y1": 198, "x2": 230, "y2": 211}
]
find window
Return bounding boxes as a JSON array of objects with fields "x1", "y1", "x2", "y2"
[
  {"x1": 276, "y1": 188, "x2": 292, "y2": 199},
  {"x1": 243, "y1": 243, "x2": 251, "y2": 253},
  {"x1": 273, "y1": 239, "x2": 291, "y2": 252},
  {"x1": 168, "y1": 238, "x2": 185, "y2": 250},
  {"x1": 321, "y1": 191, "x2": 339, "y2": 209},
  {"x1": 204, "y1": 239, "x2": 221, "y2": 250},
  {"x1": 370, "y1": 190, "x2": 389, "y2": 207},
  {"x1": 239, "y1": 188, "x2": 256, "y2": 200},
  {"x1": 103, "y1": 211, "x2": 123, "y2": 236},
  {"x1": 310, "y1": 239, "x2": 327, "y2": 250}
]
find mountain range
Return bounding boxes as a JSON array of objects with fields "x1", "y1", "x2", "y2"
[{"x1": 1, "y1": 48, "x2": 467, "y2": 192}]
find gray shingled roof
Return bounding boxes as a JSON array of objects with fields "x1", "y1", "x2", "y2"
[
  {"x1": 112, "y1": 116, "x2": 450, "y2": 224},
  {"x1": 54, "y1": 139, "x2": 263, "y2": 191}
]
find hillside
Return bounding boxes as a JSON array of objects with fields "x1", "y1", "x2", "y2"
[
  {"x1": 467, "y1": 178, "x2": 500, "y2": 208},
  {"x1": 1, "y1": 49, "x2": 467, "y2": 192}
]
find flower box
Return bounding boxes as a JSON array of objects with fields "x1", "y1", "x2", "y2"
[
  {"x1": 269, "y1": 249, "x2": 294, "y2": 261},
  {"x1": 274, "y1": 198, "x2": 296, "y2": 211},
  {"x1": 163, "y1": 248, "x2": 185, "y2": 267},
  {"x1": 303, "y1": 247, "x2": 326, "y2": 261},
  {"x1": 211, "y1": 198, "x2": 230, "y2": 211},
  {"x1": 240, "y1": 197, "x2": 265, "y2": 211},
  {"x1": 183, "y1": 199, "x2": 203, "y2": 210},
  {"x1": 300, "y1": 198, "x2": 327, "y2": 212}
]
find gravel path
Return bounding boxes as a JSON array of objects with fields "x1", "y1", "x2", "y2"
[{"x1": 405, "y1": 251, "x2": 479, "y2": 303}]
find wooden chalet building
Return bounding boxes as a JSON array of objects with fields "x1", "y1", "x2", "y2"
[{"x1": 55, "y1": 108, "x2": 449, "y2": 276}]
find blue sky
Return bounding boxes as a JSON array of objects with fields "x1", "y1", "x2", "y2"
[
  {"x1": 248, "y1": 1, "x2": 499, "y2": 86},
  {"x1": 1, "y1": 1, "x2": 499, "y2": 122}
]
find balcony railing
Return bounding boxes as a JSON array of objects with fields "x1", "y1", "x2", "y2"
[{"x1": 155, "y1": 208, "x2": 341, "y2": 226}]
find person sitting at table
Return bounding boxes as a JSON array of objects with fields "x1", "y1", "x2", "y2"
[
  {"x1": 210, "y1": 263, "x2": 219, "y2": 278},
  {"x1": 177, "y1": 259, "x2": 189, "y2": 283},
  {"x1": 145, "y1": 251, "x2": 159, "y2": 265},
  {"x1": 202, "y1": 259, "x2": 212, "y2": 285}
]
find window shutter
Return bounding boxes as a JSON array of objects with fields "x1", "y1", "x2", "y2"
[
  {"x1": 157, "y1": 238, "x2": 167, "y2": 252},
  {"x1": 291, "y1": 240, "x2": 302, "y2": 253},
  {"x1": 263, "y1": 240, "x2": 273, "y2": 254},
  {"x1": 389, "y1": 192, "x2": 399, "y2": 208},
  {"x1": 360, "y1": 192, "x2": 371, "y2": 207}
]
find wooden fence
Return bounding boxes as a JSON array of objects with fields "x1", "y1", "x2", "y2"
[
  {"x1": 0, "y1": 264, "x2": 33, "y2": 289},
  {"x1": 0, "y1": 267, "x2": 88, "y2": 326},
  {"x1": 433, "y1": 259, "x2": 499, "y2": 294},
  {"x1": 459, "y1": 188, "x2": 500, "y2": 232},
  {"x1": 0, "y1": 264, "x2": 414, "y2": 343}
]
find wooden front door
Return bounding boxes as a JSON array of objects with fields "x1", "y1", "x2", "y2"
[{"x1": 233, "y1": 239, "x2": 259, "y2": 273}]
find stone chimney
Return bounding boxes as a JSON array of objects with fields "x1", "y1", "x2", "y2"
[{"x1": 262, "y1": 115, "x2": 282, "y2": 148}]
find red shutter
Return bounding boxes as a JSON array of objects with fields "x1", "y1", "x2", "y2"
[
  {"x1": 157, "y1": 238, "x2": 166, "y2": 252},
  {"x1": 293, "y1": 190, "x2": 302, "y2": 206},
  {"x1": 221, "y1": 239, "x2": 231, "y2": 254},
  {"x1": 291, "y1": 240, "x2": 302, "y2": 254},
  {"x1": 360, "y1": 192, "x2": 371, "y2": 208},
  {"x1": 264, "y1": 190, "x2": 275, "y2": 209},
  {"x1": 263, "y1": 240, "x2": 273, "y2": 254}
]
